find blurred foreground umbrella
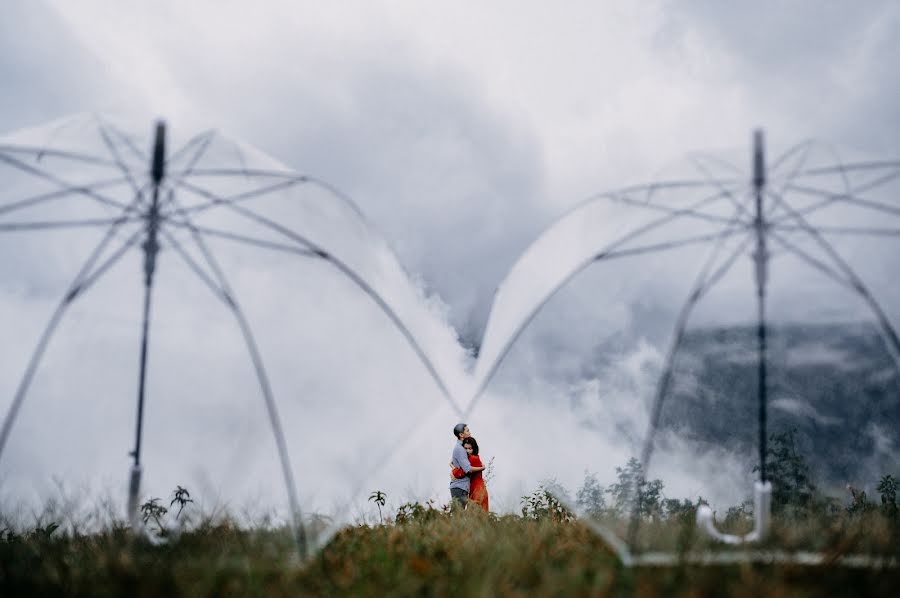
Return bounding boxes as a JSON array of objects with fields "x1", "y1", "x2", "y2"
[
  {"x1": 468, "y1": 130, "x2": 900, "y2": 554},
  {"x1": 0, "y1": 114, "x2": 459, "y2": 556}
]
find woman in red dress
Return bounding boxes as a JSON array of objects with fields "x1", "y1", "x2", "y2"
[{"x1": 450, "y1": 436, "x2": 489, "y2": 512}]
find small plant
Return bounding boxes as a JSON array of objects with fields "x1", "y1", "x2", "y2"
[
  {"x1": 0, "y1": 527, "x2": 21, "y2": 544},
  {"x1": 170, "y1": 485, "x2": 194, "y2": 520},
  {"x1": 396, "y1": 500, "x2": 440, "y2": 524},
  {"x1": 368, "y1": 490, "x2": 387, "y2": 524},
  {"x1": 140, "y1": 497, "x2": 168, "y2": 531},
  {"x1": 521, "y1": 481, "x2": 576, "y2": 523},
  {"x1": 876, "y1": 474, "x2": 898, "y2": 518},
  {"x1": 482, "y1": 456, "x2": 496, "y2": 484},
  {"x1": 31, "y1": 521, "x2": 60, "y2": 540},
  {"x1": 846, "y1": 484, "x2": 875, "y2": 516}
]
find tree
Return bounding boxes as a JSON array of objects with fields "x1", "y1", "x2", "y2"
[
  {"x1": 607, "y1": 458, "x2": 663, "y2": 521},
  {"x1": 575, "y1": 471, "x2": 607, "y2": 518},
  {"x1": 754, "y1": 428, "x2": 815, "y2": 516},
  {"x1": 662, "y1": 497, "x2": 706, "y2": 523},
  {"x1": 877, "y1": 474, "x2": 898, "y2": 519}
]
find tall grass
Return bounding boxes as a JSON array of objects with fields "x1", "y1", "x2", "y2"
[{"x1": 2, "y1": 499, "x2": 898, "y2": 596}]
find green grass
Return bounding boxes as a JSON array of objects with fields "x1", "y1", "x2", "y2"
[{"x1": 2, "y1": 508, "x2": 899, "y2": 596}]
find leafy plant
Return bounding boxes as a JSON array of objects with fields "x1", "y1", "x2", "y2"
[
  {"x1": 482, "y1": 456, "x2": 496, "y2": 484},
  {"x1": 877, "y1": 475, "x2": 898, "y2": 519},
  {"x1": 170, "y1": 485, "x2": 194, "y2": 520},
  {"x1": 722, "y1": 499, "x2": 754, "y2": 531},
  {"x1": 140, "y1": 497, "x2": 168, "y2": 531},
  {"x1": 368, "y1": 490, "x2": 387, "y2": 524},
  {"x1": 31, "y1": 521, "x2": 60, "y2": 540},
  {"x1": 846, "y1": 484, "x2": 875, "y2": 516},
  {"x1": 395, "y1": 500, "x2": 440, "y2": 524},
  {"x1": 521, "y1": 481, "x2": 575, "y2": 522}
]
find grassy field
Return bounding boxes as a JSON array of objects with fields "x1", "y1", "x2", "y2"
[{"x1": 2, "y1": 506, "x2": 898, "y2": 596}]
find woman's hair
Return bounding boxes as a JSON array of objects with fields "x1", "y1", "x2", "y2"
[{"x1": 462, "y1": 436, "x2": 480, "y2": 456}]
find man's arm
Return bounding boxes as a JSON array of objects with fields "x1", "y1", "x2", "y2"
[{"x1": 452, "y1": 444, "x2": 472, "y2": 474}]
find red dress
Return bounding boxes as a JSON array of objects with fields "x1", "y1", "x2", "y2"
[{"x1": 452, "y1": 455, "x2": 489, "y2": 512}]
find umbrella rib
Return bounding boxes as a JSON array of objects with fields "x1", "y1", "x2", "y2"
[
  {"x1": 163, "y1": 177, "x2": 311, "y2": 219},
  {"x1": 767, "y1": 194, "x2": 843, "y2": 226},
  {"x1": 629, "y1": 229, "x2": 755, "y2": 546},
  {"x1": 0, "y1": 216, "x2": 145, "y2": 232},
  {"x1": 688, "y1": 151, "x2": 743, "y2": 175},
  {"x1": 162, "y1": 219, "x2": 318, "y2": 257},
  {"x1": 795, "y1": 160, "x2": 900, "y2": 177},
  {"x1": 844, "y1": 165, "x2": 900, "y2": 194},
  {"x1": 157, "y1": 132, "x2": 218, "y2": 214},
  {"x1": 169, "y1": 169, "x2": 370, "y2": 221},
  {"x1": 0, "y1": 175, "x2": 137, "y2": 217},
  {"x1": 166, "y1": 130, "x2": 215, "y2": 167},
  {"x1": 596, "y1": 226, "x2": 750, "y2": 261},
  {"x1": 156, "y1": 202, "x2": 309, "y2": 558},
  {"x1": 769, "y1": 139, "x2": 814, "y2": 175},
  {"x1": 767, "y1": 231, "x2": 855, "y2": 292},
  {"x1": 560, "y1": 180, "x2": 740, "y2": 223},
  {"x1": 0, "y1": 203, "x2": 145, "y2": 463},
  {"x1": 0, "y1": 151, "x2": 131, "y2": 212},
  {"x1": 0, "y1": 145, "x2": 119, "y2": 167},
  {"x1": 156, "y1": 227, "x2": 230, "y2": 304},
  {"x1": 766, "y1": 140, "x2": 818, "y2": 219},
  {"x1": 602, "y1": 190, "x2": 748, "y2": 256},
  {"x1": 688, "y1": 154, "x2": 753, "y2": 220},
  {"x1": 233, "y1": 141, "x2": 250, "y2": 176},
  {"x1": 100, "y1": 120, "x2": 148, "y2": 162},
  {"x1": 172, "y1": 178, "x2": 464, "y2": 416},
  {"x1": 173, "y1": 132, "x2": 215, "y2": 176},
  {"x1": 766, "y1": 189, "x2": 900, "y2": 372},
  {"x1": 168, "y1": 167, "x2": 297, "y2": 178},
  {"x1": 97, "y1": 123, "x2": 147, "y2": 201},
  {"x1": 772, "y1": 224, "x2": 900, "y2": 237},
  {"x1": 609, "y1": 188, "x2": 745, "y2": 226},
  {"x1": 779, "y1": 184, "x2": 900, "y2": 221}
]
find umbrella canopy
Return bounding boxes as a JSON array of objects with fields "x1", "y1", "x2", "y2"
[
  {"x1": 467, "y1": 131, "x2": 900, "y2": 553},
  {"x1": 0, "y1": 113, "x2": 466, "y2": 555}
]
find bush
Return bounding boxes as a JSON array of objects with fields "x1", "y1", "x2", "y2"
[{"x1": 521, "y1": 481, "x2": 576, "y2": 522}]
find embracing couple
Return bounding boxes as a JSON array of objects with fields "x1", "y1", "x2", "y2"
[{"x1": 448, "y1": 423, "x2": 489, "y2": 512}]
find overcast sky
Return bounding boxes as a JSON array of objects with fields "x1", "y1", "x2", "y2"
[{"x1": 1, "y1": 1, "x2": 899, "y2": 535}]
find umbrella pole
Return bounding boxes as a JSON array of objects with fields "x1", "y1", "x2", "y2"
[
  {"x1": 752, "y1": 130, "x2": 769, "y2": 484},
  {"x1": 696, "y1": 130, "x2": 774, "y2": 544},
  {"x1": 751, "y1": 129, "x2": 772, "y2": 539},
  {"x1": 128, "y1": 121, "x2": 166, "y2": 530}
]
